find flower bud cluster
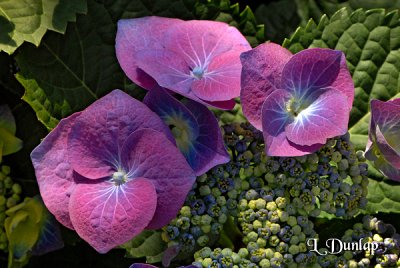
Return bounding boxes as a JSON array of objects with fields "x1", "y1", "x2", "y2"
[{"x1": 0, "y1": 165, "x2": 23, "y2": 251}]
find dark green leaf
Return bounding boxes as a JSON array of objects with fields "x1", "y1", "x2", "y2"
[
  {"x1": 295, "y1": 0, "x2": 400, "y2": 23},
  {"x1": 121, "y1": 230, "x2": 166, "y2": 263},
  {"x1": 16, "y1": 0, "x2": 263, "y2": 130},
  {"x1": 15, "y1": 1, "x2": 137, "y2": 130},
  {"x1": 255, "y1": 0, "x2": 302, "y2": 43},
  {"x1": 0, "y1": 0, "x2": 87, "y2": 54},
  {"x1": 365, "y1": 179, "x2": 400, "y2": 214}
]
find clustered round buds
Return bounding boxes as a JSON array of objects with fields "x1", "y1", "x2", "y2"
[
  {"x1": 161, "y1": 166, "x2": 243, "y2": 256},
  {"x1": 0, "y1": 165, "x2": 23, "y2": 251},
  {"x1": 316, "y1": 215, "x2": 400, "y2": 268}
]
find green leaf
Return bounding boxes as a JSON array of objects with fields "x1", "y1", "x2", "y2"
[
  {"x1": 15, "y1": 1, "x2": 136, "y2": 130},
  {"x1": 255, "y1": 0, "x2": 302, "y2": 43},
  {"x1": 16, "y1": 0, "x2": 263, "y2": 130},
  {"x1": 295, "y1": 0, "x2": 400, "y2": 23},
  {"x1": 121, "y1": 230, "x2": 166, "y2": 263},
  {"x1": 365, "y1": 179, "x2": 400, "y2": 214},
  {"x1": 0, "y1": 0, "x2": 87, "y2": 54},
  {"x1": 283, "y1": 8, "x2": 400, "y2": 152},
  {"x1": 100, "y1": 0, "x2": 264, "y2": 46}
]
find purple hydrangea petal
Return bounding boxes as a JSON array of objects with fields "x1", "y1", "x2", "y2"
[
  {"x1": 373, "y1": 153, "x2": 400, "y2": 181},
  {"x1": 375, "y1": 125, "x2": 400, "y2": 169},
  {"x1": 31, "y1": 113, "x2": 81, "y2": 230},
  {"x1": 367, "y1": 99, "x2": 400, "y2": 177},
  {"x1": 134, "y1": 49, "x2": 193, "y2": 96},
  {"x1": 129, "y1": 265, "x2": 157, "y2": 268},
  {"x1": 144, "y1": 88, "x2": 229, "y2": 175},
  {"x1": 240, "y1": 43, "x2": 292, "y2": 130},
  {"x1": 120, "y1": 129, "x2": 196, "y2": 229},
  {"x1": 67, "y1": 89, "x2": 173, "y2": 180},
  {"x1": 285, "y1": 89, "x2": 350, "y2": 146},
  {"x1": 282, "y1": 48, "x2": 353, "y2": 106},
  {"x1": 69, "y1": 177, "x2": 157, "y2": 254},
  {"x1": 116, "y1": 17, "x2": 183, "y2": 89},
  {"x1": 184, "y1": 99, "x2": 230, "y2": 174},
  {"x1": 370, "y1": 99, "x2": 400, "y2": 153},
  {"x1": 261, "y1": 90, "x2": 323, "y2": 156},
  {"x1": 203, "y1": 99, "x2": 236, "y2": 110}
]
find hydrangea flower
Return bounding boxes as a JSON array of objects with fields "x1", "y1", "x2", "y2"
[
  {"x1": 31, "y1": 90, "x2": 196, "y2": 253},
  {"x1": 240, "y1": 43, "x2": 354, "y2": 156},
  {"x1": 143, "y1": 87, "x2": 230, "y2": 175},
  {"x1": 115, "y1": 16, "x2": 251, "y2": 110},
  {"x1": 365, "y1": 99, "x2": 400, "y2": 181}
]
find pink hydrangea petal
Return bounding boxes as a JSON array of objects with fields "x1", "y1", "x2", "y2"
[
  {"x1": 327, "y1": 55, "x2": 354, "y2": 107},
  {"x1": 120, "y1": 129, "x2": 196, "y2": 229},
  {"x1": 240, "y1": 43, "x2": 292, "y2": 130},
  {"x1": 67, "y1": 89, "x2": 173, "y2": 180},
  {"x1": 116, "y1": 17, "x2": 183, "y2": 89},
  {"x1": 69, "y1": 178, "x2": 157, "y2": 253},
  {"x1": 282, "y1": 48, "x2": 352, "y2": 105},
  {"x1": 191, "y1": 51, "x2": 242, "y2": 102},
  {"x1": 163, "y1": 20, "x2": 250, "y2": 71},
  {"x1": 261, "y1": 90, "x2": 323, "y2": 156},
  {"x1": 134, "y1": 49, "x2": 194, "y2": 95},
  {"x1": 31, "y1": 113, "x2": 81, "y2": 229},
  {"x1": 285, "y1": 90, "x2": 350, "y2": 146}
]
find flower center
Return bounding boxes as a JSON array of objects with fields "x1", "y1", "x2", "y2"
[
  {"x1": 112, "y1": 171, "x2": 127, "y2": 186},
  {"x1": 286, "y1": 97, "x2": 310, "y2": 117},
  {"x1": 191, "y1": 66, "x2": 204, "y2": 80}
]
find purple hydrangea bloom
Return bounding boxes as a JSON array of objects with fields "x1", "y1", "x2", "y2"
[
  {"x1": 116, "y1": 16, "x2": 251, "y2": 110},
  {"x1": 365, "y1": 99, "x2": 400, "y2": 181},
  {"x1": 31, "y1": 90, "x2": 195, "y2": 253},
  {"x1": 143, "y1": 87, "x2": 230, "y2": 175},
  {"x1": 240, "y1": 43, "x2": 354, "y2": 156}
]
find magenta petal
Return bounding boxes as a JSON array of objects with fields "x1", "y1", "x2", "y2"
[
  {"x1": 120, "y1": 129, "x2": 196, "y2": 229},
  {"x1": 163, "y1": 20, "x2": 251, "y2": 71},
  {"x1": 327, "y1": 55, "x2": 354, "y2": 107},
  {"x1": 68, "y1": 89, "x2": 173, "y2": 180},
  {"x1": 134, "y1": 49, "x2": 193, "y2": 95},
  {"x1": 116, "y1": 17, "x2": 183, "y2": 89},
  {"x1": 285, "y1": 90, "x2": 349, "y2": 146},
  {"x1": 203, "y1": 99, "x2": 236, "y2": 110},
  {"x1": 240, "y1": 43, "x2": 292, "y2": 130},
  {"x1": 282, "y1": 49, "x2": 348, "y2": 99},
  {"x1": 261, "y1": 90, "x2": 322, "y2": 156},
  {"x1": 69, "y1": 178, "x2": 157, "y2": 253},
  {"x1": 191, "y1": 51, "x2": 242, "y2": 102},
  {"x1": 30, "y1": 113, "x2": 81, "y2": 229}
]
